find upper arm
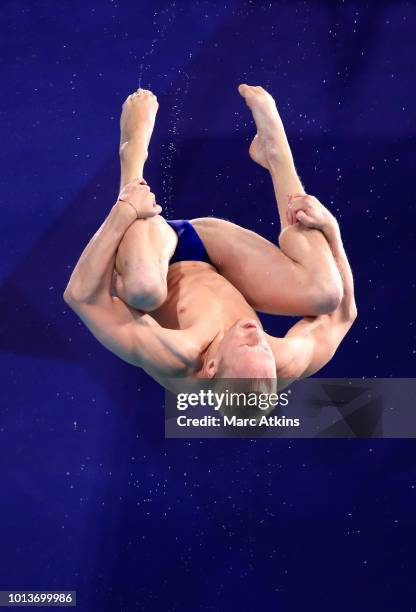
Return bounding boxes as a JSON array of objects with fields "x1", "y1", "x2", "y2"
[
  {"x1": 272, "y1": 313, "x2": 354, "y2": 380},
  {"x1": 299, "y1": 318, "x2": 349, "y2": 376},
  {"x1": 65, "y1": 293, "x2": 148, "y2": 366},
  {"x1": 65, "y1": 294, "x2": 197, "y2": 375}
]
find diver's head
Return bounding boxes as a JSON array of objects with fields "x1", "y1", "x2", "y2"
[{"x1": 204, "y1": 318, "x2": 276, "y2": 379}]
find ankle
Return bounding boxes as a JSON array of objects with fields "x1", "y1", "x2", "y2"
[
  {"x1": 119, "y1": 138, "x2": 149, "y2": 160},
  {"x1": 266, "y1": 145, "x2": 292, "y2": 169}
]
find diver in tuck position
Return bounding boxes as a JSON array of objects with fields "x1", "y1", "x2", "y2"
[{"x1": 63, "y1": 85, "x2": 357, "y2": 393}]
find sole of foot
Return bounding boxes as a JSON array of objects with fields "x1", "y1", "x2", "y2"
[
  {"x1": 119, "y1": 88, "x2": 159, "y2": 157},
  {"x1": 238, "y1": 84, "x2": 288, "y2": 169}
]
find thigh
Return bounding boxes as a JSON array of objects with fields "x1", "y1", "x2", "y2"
[
  {"x1": 115, "y1": 215, "x2": 177, "y2": 286},
  {"x1": 191, "y1": 217, "x2": 312, "y2": 316}
]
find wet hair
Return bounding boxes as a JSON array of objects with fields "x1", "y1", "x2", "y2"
[{"x1": 214, "y1": 351, "x2": 275, "y2": 380}]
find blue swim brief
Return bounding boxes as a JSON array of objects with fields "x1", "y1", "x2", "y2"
[{"x1": 166, "y1": 219, "x2": 212, "y2": 266}]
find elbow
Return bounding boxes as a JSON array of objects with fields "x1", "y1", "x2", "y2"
[
  {"x1": 63, "y1": 284, "x2": 72, "y2": 303},
  {"x1": 340, "y1": 302, "x2": 357, "y2": 326},
  {"x1": 64, "y1": 283, "x2": 99, "y2": 308},
  {"x1": 348, "y1": 303, "x2": 358, "y2": 324},
  {"x1": 63, "y1": 284, "x2": 86, "y2": 308},
  {"x1": 63, "y1": 286, "x2": 76, "y2": 307}
]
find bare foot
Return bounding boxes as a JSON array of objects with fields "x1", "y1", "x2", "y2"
[
  {"x1": 119, "y1": 88, "x2": 159, "y2": 188},
  {"x1": 119, "y1": 88, "x2": 159, "y2": 160},
  {"x1": 238, "y1": 84, "x2": 290, "y2": 169}
]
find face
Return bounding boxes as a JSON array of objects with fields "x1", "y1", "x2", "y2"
[{"x1": 209, "y1": 318, "x2": 276, "y2": 378}]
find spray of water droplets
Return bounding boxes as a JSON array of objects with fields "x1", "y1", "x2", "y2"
[
  {"x1": 128, "y1": 3, "x2": 189, "y2": 215},
  {"x1": 134, "y1": 4, "x2": 176, "y2": 90},
  {"x1": 160, "y1": 70, "x2": 191, "y2": 215}
]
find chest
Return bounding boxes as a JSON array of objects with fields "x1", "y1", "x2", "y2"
[
  {"x1": 152, "y1": 276, "x2": 223, "y2": 329},
  {"x1": 151, "y1": 263, "x2": 258, "y2": 331}
]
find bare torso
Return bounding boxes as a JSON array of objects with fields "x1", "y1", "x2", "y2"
[
  {"x1": 152, "y1": 260, "x2": 258, "y2": 330},
  {"x1": 143, "y1": 260, "x2": 273, "y2": 392}
]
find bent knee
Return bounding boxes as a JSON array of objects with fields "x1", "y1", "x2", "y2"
[
  {"x1": 122, "y1": 273, "x2": 167, "y2": 311},
  {"x1": 310, "y1": 281, "x2": 343, "y2": 315}
]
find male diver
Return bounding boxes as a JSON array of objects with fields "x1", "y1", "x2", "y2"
[{"x1": 63, "y1": 85, "x2": 357, "y2": 392}]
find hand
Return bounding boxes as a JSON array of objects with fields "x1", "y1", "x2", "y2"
[
  {"x1": 118, "y1": 178, "x2": 162, "y2": 219},
  {"x1": 286, "y1": 193, "x2": 336, "y2": 232}
]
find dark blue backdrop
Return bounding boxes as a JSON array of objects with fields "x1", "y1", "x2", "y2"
[{"x1": 1, "y1": 1, "x2": 415, "y2": 610}]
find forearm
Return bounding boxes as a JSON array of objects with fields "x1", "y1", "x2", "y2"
[
  {"x1": 322, "y1": 221, "x2": 357, "y2": 320},
  {"x1": 64, "y1": 201, "x2": 136, "y2": 303}
]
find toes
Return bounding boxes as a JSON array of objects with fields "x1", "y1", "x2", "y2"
[
  {"x1": 122, "y1": 89, "x2": 158, "y2": 107},
  {"x1": 134, "y1": 88, "x2": 157, "y2": 99},
  {"x1": 239, "y1": 83, "x2": 261, "y2": 98}
]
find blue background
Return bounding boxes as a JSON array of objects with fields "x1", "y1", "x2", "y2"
[{"x1": 1, "y1": 1, "x2": 415, "y2": 610}]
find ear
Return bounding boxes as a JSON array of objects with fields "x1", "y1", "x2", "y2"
[{"x1": 206, "y1": 358, "x2": 217, "y2": 378}]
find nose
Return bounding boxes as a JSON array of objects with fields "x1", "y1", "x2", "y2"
[{"x1": 239, "y1": 318, "x2": 260, "y2": 330}]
